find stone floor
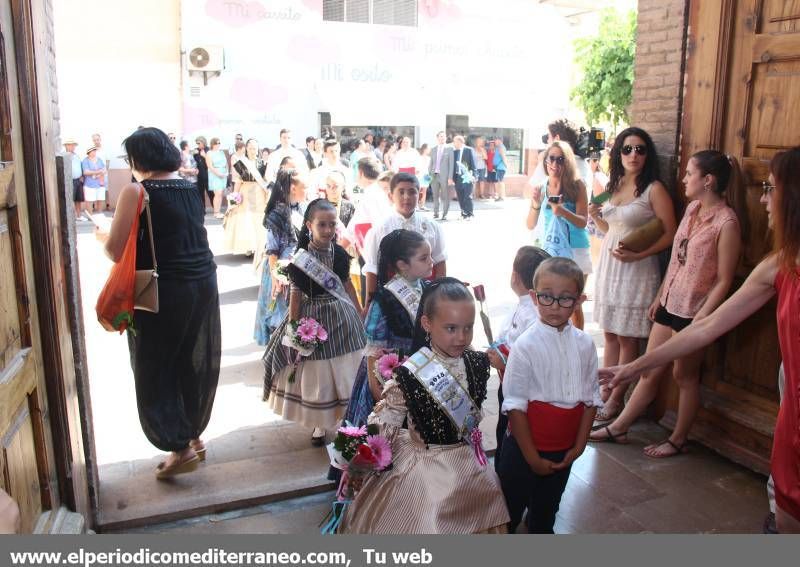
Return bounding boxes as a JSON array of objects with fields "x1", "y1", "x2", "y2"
[
  {"x1": 115, "y1": 418, "x2": 769, "y2": 534},
  {"x1": 77, "y1": 198, "x2": 770, "y2": 534}
]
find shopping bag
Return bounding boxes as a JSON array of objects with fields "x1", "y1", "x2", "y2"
[
  {"x1": 542, "y1": 216, "x2": 574, "y2": 260},
  {"x1": 95, "y1": 188, "x2": 145, "y2": 333}
]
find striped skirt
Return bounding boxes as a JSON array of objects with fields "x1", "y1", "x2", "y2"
[
  {"x1": 340, "y1": 426, "x2": 510, "y2": 534},
  {"x1": 263, "y1": 294, "x2": 366, "y2": 428}
]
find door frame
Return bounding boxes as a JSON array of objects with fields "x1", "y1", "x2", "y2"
[{"x1": 8, "y1": 0, "x2": 93, "y2": 525}]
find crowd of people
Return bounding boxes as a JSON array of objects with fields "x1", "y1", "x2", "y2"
[{"x1": 93, "y1": 122, "x2": 800, "y2": 535}]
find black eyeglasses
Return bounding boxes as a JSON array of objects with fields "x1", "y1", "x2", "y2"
[
  {"x1": 621, "y1": 145, "x2": 647, "y2": 156},
  {"x1": 677, "y1": 238, "x2": 689, "y2": 266},
  {"x1": 547, "y1": 155, "x2": 565, "y2": 165},
  {"x1": 535, "y1": 292, "x2": 577, "y2": 308},
  {"x1": 762, "y1": 181, "x2": 776, "y2": 197}
]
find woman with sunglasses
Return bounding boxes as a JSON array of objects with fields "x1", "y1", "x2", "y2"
[
  {"x1": 590, "y1": 150, "x2": 745, "y2": 456},
  {"x1": 526, "y1": 141, "x2": 590, "y2": 328},
  {"x1": 588, "y1": 127, "x2": 679, "y2": 421},
  {"x1": 599, "y1": 147, "x2": 800, "y2": 532}
]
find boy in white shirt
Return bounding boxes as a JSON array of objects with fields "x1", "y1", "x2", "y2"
[
  {"x1": 361, "y1": 172, "x2": 447, "y2": 307},
  {"x1": 487, "y1": 246, "x2": 550, "y2": 470},
  {"x1": 499, "y1": 257, "x2": 602, "y2": 533}
]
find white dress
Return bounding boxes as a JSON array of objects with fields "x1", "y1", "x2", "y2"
[{"x1": 593, "y1": 184, "x2": 661, "y2": 338}]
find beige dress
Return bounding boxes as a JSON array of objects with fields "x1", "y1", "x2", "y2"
[
  {"x1": 340, "y1": 350, "x2": 509, "y2": 534},
  {"x1": 593, "y1": 183, "x2": 662, "y2": 338},
  {"x1": 223, "y1": 180, "x2": 268, "y2": 256}
]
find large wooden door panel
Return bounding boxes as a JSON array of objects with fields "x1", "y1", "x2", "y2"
[
  {"x1": 672, "y1": 0, "x2": 800, "y2": 471},
  {"x1": 0, "y1": 5, "x2": 59, "y2": 531}
]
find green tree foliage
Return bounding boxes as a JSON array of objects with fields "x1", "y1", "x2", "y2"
[{"x1": 571, "y1": 9, "x2": 637, "y2": 130}]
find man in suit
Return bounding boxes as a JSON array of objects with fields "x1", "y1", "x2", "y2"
[
  {"x1": 452, "y1": 135, "x2": 476, "y2": 220},
  {"x1": 302, "y1": 135, "x2": 319, "y2": 170},
  {"x1": 428, "y1": 130, "x2": 454, "y2": 221}
]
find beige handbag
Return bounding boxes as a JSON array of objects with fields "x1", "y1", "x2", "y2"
[
  {"x1": 134, "y1": 187, "x2": 159, "y2": 313},
  {"x1": 620, "y1": 217, "x2": 664, "y2": 253}
]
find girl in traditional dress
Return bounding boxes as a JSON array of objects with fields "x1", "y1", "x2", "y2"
[
  {"x1": 344, "y1": 229, "x2": 432, "y2": 428},
  {"x1": 254, "y1": 169, "x2": 307, "y2": 346},
  {"x1": 224, "y1": 138, "x2": 269, "y2": 257},
  {"x1": 340, "y1": 279, "x2": 510, "y2": 534},
  {"x1": 263, "y1": 199, "x2": 366, "y2": 446}
]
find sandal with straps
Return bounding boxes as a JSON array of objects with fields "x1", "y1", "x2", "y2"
[
  {"x1": 644, "y1": 438, "x2": 688, "y2": 459},
  {"x1": 589, "y1": 425, "x2": 629, "y2": 444}
]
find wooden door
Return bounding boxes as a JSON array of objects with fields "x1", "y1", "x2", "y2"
[
  {"x1": 673, "y1": 0, "x2": 800, "y2": 473},
  {"x1": 0, "y1": 2, "x2": 61, "y2": 533}
]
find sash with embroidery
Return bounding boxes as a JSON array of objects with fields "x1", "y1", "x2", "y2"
[
  {"x1": 384, "y1": 276, "x2": 421, "y2": 322},
  {"x1": 402, "y1": 347, "x2": 488, "y2": 466},
  {"x1": 292, "y1": 248, "x2": 353, "y2": 306},
  {"x1": 235, "y1": 157, "x2": 268, "y2": 190}
]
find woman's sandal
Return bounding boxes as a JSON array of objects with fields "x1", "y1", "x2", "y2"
[
  {"x1": 155, "y1": 453, "x2": 200, "y2": 480},
  {"x1": 189, "y1": 440, "x2": 206, "y2": 462},
  {"x1": 589, "y1": 426, "x2": 629, "y2": 444},
  {"x1": 594, "y1": 401, "x2": 622, "y2": 423},
  {"x1": 643, "y1": 438, "x2": 688, "y2": 459}
]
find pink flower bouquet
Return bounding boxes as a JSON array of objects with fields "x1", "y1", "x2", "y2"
[
  {"x1": 226, "y1": 191, "x2": 243, "y2": 207},
  {"x1": 281, "y1": 317, "x2": 328, "y2": 382},
  {"x1": 374, "y1": 350, "x2": 408, "y2": 384},
  {"x1": 327, "y1": 423, "x2": 392, "y2": 500}
]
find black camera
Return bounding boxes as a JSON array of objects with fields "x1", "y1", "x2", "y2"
[{"x1": 576, "y1": 127, "x2": 606, "y2": 158}]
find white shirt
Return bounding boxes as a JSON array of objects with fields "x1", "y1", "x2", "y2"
[
  {"x1": 362, "y1": 211, "x2": 447, "y2": 275},
  {"x1": 392, "y1": 149, "x2": 420, "y2": 172},
  {"x1": 343, "y1": 182, "x2": 392, "y2": 245},
  {"x1": 265, "y1": 146, "x2": 308, "y2": 182},
  {"x1": 502, "y1": 320, "x2": 602, "y2": 412},
  {"x1": 496, "y1": 294, "x2": 539, "y2": 347}
]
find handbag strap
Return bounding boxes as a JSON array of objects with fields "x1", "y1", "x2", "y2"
[{"x1": 139, "y1": 183, "x2": 158, "y2": 272}]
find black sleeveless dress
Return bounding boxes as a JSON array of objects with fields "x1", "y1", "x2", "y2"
[{"x1": 127, "y1": 178, "x2": 220, "y2": 452}]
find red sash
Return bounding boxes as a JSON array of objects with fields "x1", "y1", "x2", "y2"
[{"x1": 510, "y1": 401, "x2": 585, "y2": 452}]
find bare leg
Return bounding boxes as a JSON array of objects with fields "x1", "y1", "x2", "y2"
[
  {"x1": 600, "y1": 331, "x2": 621, "y2": 403},
  {"x1": 95, "y1": 200, "x2": 105, "y2": 213},
  {"x1": 592, "y1": 323, "x2": 672, "y2": 439},
  {"x1": 418, "y1": 186, "x2": 428, "y2": 209},
  {"x1": 600, "y1": 335, "x2": 639, "y2": 418},
  {"x1": 644, "y1": 346, "x2": 705, "y2": 457},
  {"x1": 213, "y1": 190, "x2": 223, "y2": 215},
  {"x1": 496, "y1": 181, "x2": 506, "y2": 200}
]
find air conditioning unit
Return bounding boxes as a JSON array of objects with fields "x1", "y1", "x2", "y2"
[{"x1": 187, "y1": 46, "x2": 225, "y2": 73}]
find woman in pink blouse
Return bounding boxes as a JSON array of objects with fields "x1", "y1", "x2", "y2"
[{"x1": 590, "y1": 150, "x2": 747, "y2": 457}]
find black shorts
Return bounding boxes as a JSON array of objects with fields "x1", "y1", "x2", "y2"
[
  {"x1": 72, "y1": 178, "x2": 84, "y2": 202},
  {"x1": 653, "y1": 304, "x2": 693, "y2": 332}
]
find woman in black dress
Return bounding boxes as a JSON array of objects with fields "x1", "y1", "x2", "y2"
[
  {"x1": 102, "y1": 127, "x2": 220, "y2": 479},
  {"x1": 194, "y1": 136, "x2": 211, "y2": 210}
]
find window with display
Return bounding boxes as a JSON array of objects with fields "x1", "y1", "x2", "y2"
[{"x1": 323, "y1": 0, "x2": 417, "y2": 27}]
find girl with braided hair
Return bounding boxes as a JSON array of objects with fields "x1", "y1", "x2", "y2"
[
  {"x1": 262, "y1": 199, "x2": 366, "y2": 445},
  {"x1": 254, "y1": 168, "x2": 307, "y2": 345},
  {"x1": 343, "y1": 229, "x2": 432, "y2": 428},
  {"x1": 339, "y1": 278, "x2": 509, "y2": 533}
]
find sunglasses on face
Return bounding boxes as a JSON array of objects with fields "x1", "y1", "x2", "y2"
[
  {"x1": 547, "y1": 155, "x2": 565, "y2": 165},
  {"x1": 621, "y1": 144, "x2": 647, "y2": 156},
  {"x1": 762, "y1": 181, "x2": 776, "y2": 197},
  {"x1": 535, "y1": 292, "x2": 576, "y2": 308}
]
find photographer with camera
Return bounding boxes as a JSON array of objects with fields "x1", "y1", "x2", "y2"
[
  {"x1": 530, "y1": 119, "x2": 592, "y2": 189},
  {"x1": 526, "y1": 141, "x2": 591, "y2": 329}
]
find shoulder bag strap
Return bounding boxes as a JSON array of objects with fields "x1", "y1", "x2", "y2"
[{"x1": 140, "y1": 183, "x2": 158, "y2": 273}]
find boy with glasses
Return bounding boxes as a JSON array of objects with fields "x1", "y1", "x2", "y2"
[{"x1": 497, "y1": 257, "x2": 602, "y2": 533}]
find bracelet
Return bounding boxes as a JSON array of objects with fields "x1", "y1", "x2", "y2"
[{"x1": 531, "y1": 205, "x2": 541, "y2": 211}]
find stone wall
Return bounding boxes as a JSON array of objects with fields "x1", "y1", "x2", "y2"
[{"x1": 629, "y1": 0, "x2": 689, "y2": 189}]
